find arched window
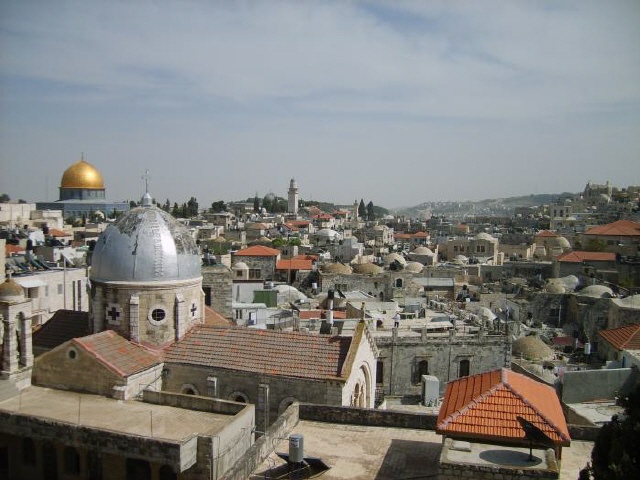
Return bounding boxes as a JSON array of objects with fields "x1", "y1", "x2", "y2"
[
  {"x1": 181, "y1": 384, "x2": 199, "y2": 395},
  {"x1": 127, "y1": 458, "x2": 151, "y2": 480},
  {"x1": 395, "y1": 278, "x2": 403, "y2": 288},
  {"x1": 459, "y1": 359, "x2": 470, "y2": 378},
  {"x1": 22, "y1": 438, "x2": 36, "y2": 466},
  {"x1": 229, "y1": 391, "x2": 249, "y2": 403},
  {"x1": 159, "y1": 465, "x2": 177, "y2": 480},
  {"x1": 414, "y1": 360, "x2": 429, "y2": 384},
  {"x1": 63, "y1": 446, "x2": 80, "y2": 474},
  {"x1": 376, "y1": 360, "x2": 384, "y2": 384}
]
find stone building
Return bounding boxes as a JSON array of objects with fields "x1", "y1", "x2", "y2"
[
  {"x1": 373, "y1": 327, "x2": 511, "y2": 400},
  {"x1": 0, "y1": 278, "x2": 34, "y2": 390},
  {"x1": 287, "y1": 178, "x2": 299, "y2": 215},
  {"x1": 89, "y1": 193, "x2": 204, "y2": 347},
  {"x1": 163, "y1": 321, "x2": 378, "y2": 432},
  {"x1": 202, "y1": 264, "x2": 233, "y2": 319},
  {"x1": 36, "y1": 156, "x2": 129, "y2": 220},
  {"x1": 231, "y1": 245, "x2": 281, "y2": 282}
]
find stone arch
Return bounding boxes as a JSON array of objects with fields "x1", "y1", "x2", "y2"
[
  {"x1": 229, "y1": 391, "x2": 249, "y2": 403},
  {"x1": 278, "y1": 396, "x2": 298, "y2": 414},
  {"x1": 181, "y1": 384, "x2": 199, "y2": 395}
]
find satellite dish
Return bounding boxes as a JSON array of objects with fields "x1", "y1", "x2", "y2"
[{"x1": 516, "y1": 416, "x2": 555, "y2": 461}]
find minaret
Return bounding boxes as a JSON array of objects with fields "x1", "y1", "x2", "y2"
[{"x1": 288, "y1": 178, "x2": 299, "y2": 215}]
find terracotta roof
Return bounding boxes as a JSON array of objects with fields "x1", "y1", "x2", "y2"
[
  {"x1": 535, "y1": 230, "x2": 558, "y2": 238},
  {"x1": 557, "y1": 251, "x2": 616, "y2": 263},
  {"x1": 298, "y1": 310, "x2": 347, "y2": 320},
  {"x1": 276, "y1": 259, "x2": 313, "y2": 271},
  {"x1": 599, "y1": 324, "x2": 640, "y2": 350},
  {"x1": 73, "y1": 330, "x2": 161, "y2": 377},
  {"x1": 394, "y1": 233, "x2": 411, "y2": 240},
  {"x1": 437, "y1": 368, "x2": 570, "y2": 446},
  {"x1": 48, "y1": 228, "x2": 68, "y2": 237},
  {"x1": 287, "y1": 220, "x2": 311, "y2": 227},
  {"x1": 413, "y1": 231, "x2": 429, "y2": 238},
  {"x1": 32, "y1": 310, "x2": 91, "y2": 351},
  {"x1": 164, "y1": 325, "x2": 352, "y2": 381},
  {"x1": 5, "y1": 244, "x2": 25, "y2": 255},
  {"x1": 203, "y1": 305, "x2": 232, "y2": 326},
  {"x1": 292, "y1": 254, "x2": 318, "y2": 261},
  {"x1": 234, "y1": 245, "x2": 280, "y2": 257},
  {"x1": 584, "y1": 220, "x2": 640, "y2": 237}
]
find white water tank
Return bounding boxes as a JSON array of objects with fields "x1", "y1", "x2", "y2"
[{"x1": 289, "y1": 434, "x2": 304, "y2": 463}]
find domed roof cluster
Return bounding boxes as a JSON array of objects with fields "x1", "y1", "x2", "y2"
[
  {"x1": 91, "y1": 200, "x2": 200, "y2": 282},
  {"x1": 512, "y1": 336, "x2": 554, "y2": 361},
  {"x1": 321, "y1": 263, "x2": 353, "y2": 274},
  {"x1": 404, "y1": 262, "x2": 424, "y2": 273},
  {"x1": 61, "y1": 159, "x2": 105, "y2": 189},
  {"x1": 474, "y1": 232, "x2": 496, "y2": 241},
  {"x1": 352, "y1": 263, "x2": 383, "y2": 275},
  {"x1": 578, "y1": 285, "x2": 614, "y2": 298},
  {"x1": 383, "y1": 253, "x2": 406, "y2": 267},
  {"x1": 411, "y1": 246, "x2": 434, "y2": 256},
  {"x1": 0, "y1": 278, "x2": 25, "y2": 303}
]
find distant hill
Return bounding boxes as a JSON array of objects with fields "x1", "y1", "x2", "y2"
[{"x1": 396, "y1": 192, "x2": 575, "y2": 218}]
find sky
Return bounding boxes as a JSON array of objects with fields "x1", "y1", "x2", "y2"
[{"x1": 1, "y1": 0, "x2": 639, "y2": 210}]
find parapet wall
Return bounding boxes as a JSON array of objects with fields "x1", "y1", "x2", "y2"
[{"x1": 298, "y1": 403, "x2": 438, "y2": 429}]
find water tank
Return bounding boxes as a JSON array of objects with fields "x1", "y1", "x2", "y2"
[{"x1": 289, "y1": 434, "x2": 304, "y2": 463}]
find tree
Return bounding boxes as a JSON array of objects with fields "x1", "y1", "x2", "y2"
[
  {"x1": 187, "y1": 197, "x2": 199, "y2": 217},
  {"x1": 580, "y1": 382, "x2": 640, "y2": 479},
  {"x1": 0, "y1": 193, "x2": 10, "y2": 203},
  {"x1": 358, "y1": 199, "x2": 366, "y2": 218},
  {"x1": 253, "y1": 194, "x2": 260, "y2": 212},
  {"x1": 129, "y1": 200, "x2": 138, "y2": 209},
  {"x1": 171, "y1": 202, "x2": 180, "y2": 217},
  {"x1": 585, "y1": 238, "x2": 607, "y2": 252},
  {"x1": 210, "y1": 200, "x2": 227, "y2": 213},
  {"x1": 366, "y1": 201, "x2": 375, "y2": 221},
  {"x1": 163, "y1": 199, "x2": 171, "y2": 212}
]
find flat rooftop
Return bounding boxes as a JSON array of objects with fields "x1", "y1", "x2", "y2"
[
  {"x1": 567, "y1": 401, "x2": 624, "y2": 426},
  {"x1": 250, "y1": 420, "x2": 594, "y2": 480},
  {"x1": 0, "y1": 386, "x2": 232, "y2": 441}
]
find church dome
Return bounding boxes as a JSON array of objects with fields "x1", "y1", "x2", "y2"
[
  {"x1": 0, "y1": 278, "x2": 25, "y2": 303},
  {"x1": 60, "y1": 159, "x2": 105, "y2": 189},
  {"x1": 91, "y1": 202, "x2": 200, "y2": 282}
]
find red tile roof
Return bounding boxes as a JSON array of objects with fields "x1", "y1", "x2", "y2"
[
  {"x1": 394, "y1": 233, "x2": 411, "y2": 240},
  {"x1": 584, "y1": 220, "x2": 640, "y2": 237},
  {"x1": 413, "y1": 231, "x2": 429, "y2": 238},
  {"x1": 234, "y1": 245, "x2": 280, "y2": 257},
  {"x1": 48, "y1": 228, "x2": 68, "y2": 237},
  {"x1": 164, "y1": 326, "x2": 352, "y2": 381},
  {"x1": 32, "y1": 310, "x2": 91, "y2": 351},
  {"x1": 5, "y1": 244, "x2": 25, "y2": 255},
  {"x1": 437, "y1": 368, "x2": 570, "y2": 446},
  {"x1": 203, "y1": 306, "x2": 232, "y2": 326},
  {"x1": 599, "y1": 324, "x2": 640, "y2": 350},
  {"x1": 292, "y1": 254, "x2": 318, "y2": 261},
  {"x1": 73, "y1": 330, "x2": 161, "y2": 377},
  {"x1": 298, "y1": 310, "x2": 347, "y2": 320},
  {"x1": 276, "y1": 259, "x2": 314, "y2": 271},
  {"x1": 557, "y1": 251, "x2": 616, "y2": 263}
]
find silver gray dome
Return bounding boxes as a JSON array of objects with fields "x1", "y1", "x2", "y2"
[{"x1": 91, "y1": 205, "x2": 200, "y2": 282}]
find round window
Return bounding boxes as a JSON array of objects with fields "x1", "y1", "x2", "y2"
[
  {"x1": 148, "y1": 304, "x2": 168, "y2": 325},
  {"x1": 68, "y1": 349, "x2": 77, "y2": 360}
]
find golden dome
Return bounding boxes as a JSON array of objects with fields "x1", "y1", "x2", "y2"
[{"x1": 60, "y1": 159, "x2": 104, "y2": 189}]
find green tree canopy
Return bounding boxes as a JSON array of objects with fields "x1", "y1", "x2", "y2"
[{"x1": 580, "y1": 382, "x2": 640, "y2": 479}]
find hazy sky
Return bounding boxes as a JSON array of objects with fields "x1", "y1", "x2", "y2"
[{"x1": 1, "y1": 1, "x2": 639, "y2": 209}]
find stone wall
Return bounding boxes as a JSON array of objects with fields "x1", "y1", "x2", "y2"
[
  {"x1": 298, "y1": 403, "x2": 437, "y2": 430},
  {"x1": 220, "y1": 401, "x2": 300, "y2": 480},
  {"x1": 162, "y1": 363, "x2": 344, "y2": 431},
  {"x1": 561, "y1": 368, "x2": 637, "y2": 403},
  {"x1": 375, "y1": 330, "x2": 511, "y2": 397},
  {"x1": 202, "y1": 265, "x2": 233, "y2": 319}
]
